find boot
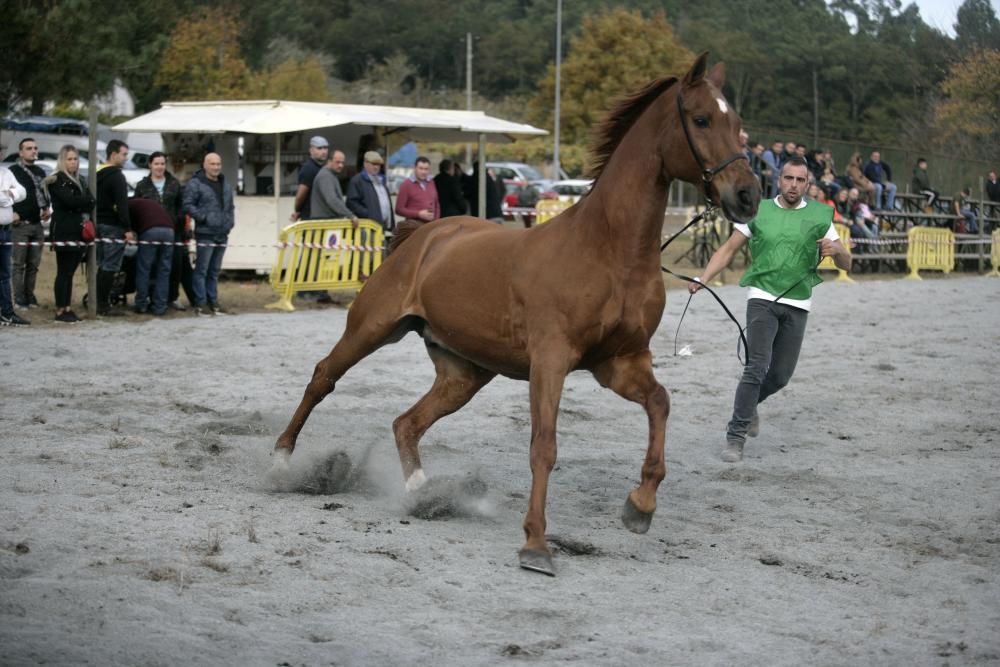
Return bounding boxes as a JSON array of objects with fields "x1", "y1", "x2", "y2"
[{"x1": 96, "y1": 270, "x2": 122, "y2": 316}]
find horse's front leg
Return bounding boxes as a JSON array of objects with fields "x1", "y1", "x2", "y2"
[
  {"x1": 592, "y1": 351, "x2": 670, "y2": 533},
  {"x1": 519, "y1": 356, "x2": 571, "y2": 576}
]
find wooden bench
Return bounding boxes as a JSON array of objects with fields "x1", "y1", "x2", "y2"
[{"x1": 877, "y1": 210, "x2": 961, "y2": 231}]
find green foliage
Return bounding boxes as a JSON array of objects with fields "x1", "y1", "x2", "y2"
[
  {"x1": 530, "y1": 9, "x2": 693, "y2": 148},
  {"x1": 935, "y1": 49, "x2": 1000, "y2": 160},
  {"x1": 955, "y1": 0, "x2": 1000, "y2": 52}
]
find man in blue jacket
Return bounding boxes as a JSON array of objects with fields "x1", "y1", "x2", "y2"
[
  {"x1": 183, "y1": 153, "x2": 234, "y2": 315},
  {"x1": 863, "y1": 151, "x2": 896, "y2": 212},
  {"x1": 346, "y1": 151, "x2": 394, "y2": 234}
]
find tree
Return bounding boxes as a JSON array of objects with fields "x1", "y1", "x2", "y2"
[
  {"x1": 954, "y1": 0, "x2": 1000, "y2": 52},
  {"x1": 530, "y1": 9, "x2": 693, "y2": 150},
  {"x1": 154, "y1": 7, "x2": 252, "y2": 101},
  {"x1": 0, "y1": 0, "x2": 131, "y2": 114},
  {"x1": 934, "y1": 48, "x2": 1000, "y2": 160}
]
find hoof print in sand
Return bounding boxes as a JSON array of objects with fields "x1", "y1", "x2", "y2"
[{"x1": 404, "y1": 474, "x2": 490, "y2": 520}]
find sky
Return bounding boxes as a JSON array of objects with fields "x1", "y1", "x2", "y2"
[{"x1": 910, "y1": 0, "x2": 1000, "y2": 35}]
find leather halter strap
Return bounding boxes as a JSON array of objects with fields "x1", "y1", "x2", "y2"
[{"x1": 676, "y1": 90, "x2": 748, "y2": 206}]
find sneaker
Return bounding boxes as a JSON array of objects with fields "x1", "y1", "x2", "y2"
[
  {"x1": 721, "y1": 438, "x2": 744, "y2": 463},
  {"x1": 748, "y1": 411, "x2": 760, "y2": 438},
  {"x1": 14, "y1": 301, "x2": 29, "y2": 310},
  {"x1": 168, "y1": 301, "x2": 188, "y2": 312},
  {"x1": 55, "y1": 311, "x2": 80, "y2": 324},
  {"x1": 208, "y1": 302, "x2": 227, "y2": 315},
  {"x1": 193, "y1": 305, "x2": 212, "y2": 316},
  {"x1": 0, "y1": 313, "x2": 31, "y2": 327},
  {"x1": 133, "y1": 304, "x2": 149, "y2": 314},
  {"x1": 66, "y1": 310, "x2": 83, "y2": 322}
]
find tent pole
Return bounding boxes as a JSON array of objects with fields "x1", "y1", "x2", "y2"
[
  {"x1": 274, "y1": 133, "x2": 281, "y2": 236},
  {"x1": 477, "y1": 133, "x2": 486, "y2": 219}
]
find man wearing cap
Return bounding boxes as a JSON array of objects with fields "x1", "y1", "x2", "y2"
[
  {"x1": 346, "y1": 150, "x2": 394, "y2": 234},
  {"x1": 290, "y1": 136, "x2": 329, "y2": 222}
]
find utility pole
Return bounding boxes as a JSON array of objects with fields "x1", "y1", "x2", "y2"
[
  {"x1": 553, "y1": 0, "x2": 562, "y2": 181},
  {"x1": 465, "y1": 32, "x2": 473, "y2": 167}
]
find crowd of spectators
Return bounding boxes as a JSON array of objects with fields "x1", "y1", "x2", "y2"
[{"x1": 745, "y1": 135, "x2": 999, "y2": 245}]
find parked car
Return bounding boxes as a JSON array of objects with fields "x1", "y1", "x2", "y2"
[
  {"x1": 550, "y1": 179, "x2": 593, "y2": 203},
  {"x1": 487, "y1": 161, "x2": 566, "y2": 191}
]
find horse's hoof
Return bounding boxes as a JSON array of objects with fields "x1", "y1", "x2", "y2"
[
  {"x1": 266, "y1": 449, "x2": 292, "y2": 487},
  {"x1": 622, "y1": 496, "x2": 654, "y2": 534},
  {"x1": 518, "y1": 548, "x2": 556, "y2": 576}
]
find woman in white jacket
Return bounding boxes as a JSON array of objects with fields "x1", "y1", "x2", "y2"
[{"x1": 0, "y1": 166, "x2": 29, "y2": 326}]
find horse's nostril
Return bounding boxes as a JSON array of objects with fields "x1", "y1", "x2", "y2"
[{"x1": 738, "y1": 188, "x2": 753, "y2": 208}]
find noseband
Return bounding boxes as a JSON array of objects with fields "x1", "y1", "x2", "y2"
[{"x1": 676, "y1": 90, "x2": 748, "y2": 207}]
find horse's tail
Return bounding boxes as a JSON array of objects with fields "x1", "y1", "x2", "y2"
[{"x1": 389, "y1": 219, "x2": 424, "y2": 253}]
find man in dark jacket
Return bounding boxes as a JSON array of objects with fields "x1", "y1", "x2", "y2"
[
  {"x1": 346, "y1": 151, "x2": 394, "y2": 233},
  {"x1": 134, "y1": 152, "x2": 194, "y2": 310},
  {"x1": 463, "y1": 162, "x2": 503, "y2": 222},
  {"x1": 434, "y1": 159, "x2": 468, "y2": 218},
  {"x1": 9, "y1": 138, "x2": 50, "y2": 309},
  {"x1": 911, "y1": 158, "x2": 938, "y2": 210},
  {"x1": 863, "y1": 151, "x2": 897, "y2": 212},
  {"x1": 183, "y1": 152, "x2": 234, "y2": 315},
  {"x1": 95, "y1": 139, "x2": 134, "y2": 315}
]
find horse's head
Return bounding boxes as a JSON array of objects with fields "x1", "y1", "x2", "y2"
[{"x1": 669, "y1": 53, "x2": 760, "y2": 223}]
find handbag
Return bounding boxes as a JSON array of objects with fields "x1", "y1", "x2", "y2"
[{"x1": 81, "y1": 218, "x2": 96, "y2": 243}]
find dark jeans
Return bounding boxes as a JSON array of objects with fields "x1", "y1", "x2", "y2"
[
  {"x1": 135, "y1": 227, "x2": 174, "y2": 314},
  {"x1": 727, "y1": 298, "x2": 809, "y2": 443},
  {"x1": 12, "y1": 221, "x2": 43, "y2": 305},
  {"x1": 53, "y1": 248, "x2": 83, "y2": 309},
  {"x1": 192, "y1": 236, "x2": 227, "y2": 306},
  {"x1": 0, "y1": 225, "x2": 13, "y2": 317},
  {"x1": 97, "y1": 223, "x2": 126, "y2": 273}
]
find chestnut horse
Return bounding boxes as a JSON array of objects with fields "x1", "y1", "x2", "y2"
[{"x1": 272, "y1": 53, "x2": 760, "y2": 576}]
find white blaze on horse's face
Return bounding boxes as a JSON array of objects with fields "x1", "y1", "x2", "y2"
[{"x1": 715, "y1": 94, "x2": 729, "y2": 115}]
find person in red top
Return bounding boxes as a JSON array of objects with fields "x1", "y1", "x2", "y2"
[
  {"x1": 394, "y1": 156, "x2": 439, "y2": 224},
  {"x1": 127, "y1": 197, "x2": 175, "y2": 316}
]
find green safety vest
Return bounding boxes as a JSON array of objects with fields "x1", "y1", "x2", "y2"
[{"x1": 739, "y1": 199, "x2": 833, "y2": 301}]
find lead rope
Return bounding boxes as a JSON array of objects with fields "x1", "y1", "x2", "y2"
[{"x1": 660, "y1": 208, "x2": 749, "y2": 364}]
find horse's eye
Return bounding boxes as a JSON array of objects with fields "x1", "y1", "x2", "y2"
[{"x1": 694, "y1": 116, "x2": 710, "y2": 128}]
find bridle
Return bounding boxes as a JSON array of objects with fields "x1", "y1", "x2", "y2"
[
  {"x1": 659, "y1": 87, "x2": 753, "y2": 363},
  {"x1": 675, "y1": 89, "x2": 749, "y2": 207}
]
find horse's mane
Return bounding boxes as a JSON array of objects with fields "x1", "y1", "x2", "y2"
[
  {"x1": 389, "y1": 219, "x2": 424, "y2": 252},
  {"x1": 587, "y1": 76, "x2": 679, "y2": 182}
]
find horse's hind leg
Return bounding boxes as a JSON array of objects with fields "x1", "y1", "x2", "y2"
[
  {"x1": 392, "y1": 344, "x2": 495, "y2": 491},
  {"x1": 592, "y1": 351, "x2": 669, "y2": 534},
  {"x1": 273, "y1": 312, "x2": 412, "y2": 466}
]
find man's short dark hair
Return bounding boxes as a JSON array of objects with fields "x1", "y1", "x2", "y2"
[
  {"x1": 916, "y1": 157, "x2": 927, "y2": 164},
  {"x1": 781, "y1": 156, "x2": 809, "y2": 172},
  {"x1": 18, "y1": 137, "x2": 36, "y2": 150},
  {"x1": 439, "y1": 159, "x2": 453, "y2": 173},
  {"x1": 415, "y1": 156, "x2": 431, "y2": 167},
  {"x1": 106, "y1": 139, "x2": 128, "y2": 159},
  {"x1": 149, "y1": 151, "x2": 166, "y2": 162}
]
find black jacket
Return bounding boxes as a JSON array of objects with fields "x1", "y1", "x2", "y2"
[
  {"x1": 987, "y1": 179, "x2": 1000, "y2": 203},
  {"x1": 9, "y1": 162, "x2": 47, "y2": 225},
  {"x1": 46, "y1": 172, "x2": 94, "y2": 244},
  {"x1": 434, "y1": 172, "x2": 467, "y2": 218},
  {"x1": 96, "y1": 164, "x2": 130, "y2": 229},
  {"x1": 135, "y1": 173, "x2": 184, "y2": 232}
]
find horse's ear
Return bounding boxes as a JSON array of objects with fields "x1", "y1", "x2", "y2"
[
  {"x1": 683, "y1": 52, "x2": 710, "y2": 87},
  {"x1": 707, "y1": 62, "x2": 726, "y2": 89}
]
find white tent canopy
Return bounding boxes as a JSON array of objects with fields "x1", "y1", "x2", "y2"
[{"x1": 112, "y1": 100, "x2": 547, "y2": 144}]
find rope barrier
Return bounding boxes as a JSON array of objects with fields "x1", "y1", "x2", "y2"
[{"x1": 0, "y1": 238, "x2": 386, "y2": 251}]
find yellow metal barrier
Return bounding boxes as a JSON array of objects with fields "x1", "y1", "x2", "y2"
[
  {"x1": 818, "y1": 224, "x2": 855, "y2": 283},
  {"x1": 990, "y1": 229, "x2": 1000, "y2": 277},
  {"x1": 906, "y1": 227, "x2": 954, "y2": 280},
  {"x1": 534, "y1": 199, "x2": 571, "y2": 225},
  {"x1": 267, "y1": 219, "x2": 384, "y2": 311}
]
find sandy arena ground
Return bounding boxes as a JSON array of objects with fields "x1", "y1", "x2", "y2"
[{"x1": 1, "y1": 275, "x2": 998, "y2": 666}]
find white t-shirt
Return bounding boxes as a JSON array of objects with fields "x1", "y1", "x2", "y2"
[{"x1": 732, "y1": 196, "x2": 839, "y2": 312}]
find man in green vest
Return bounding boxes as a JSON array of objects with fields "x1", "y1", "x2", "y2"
[{"x1": 689, "y1": 157, "x2": 851, "y2": 463}]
